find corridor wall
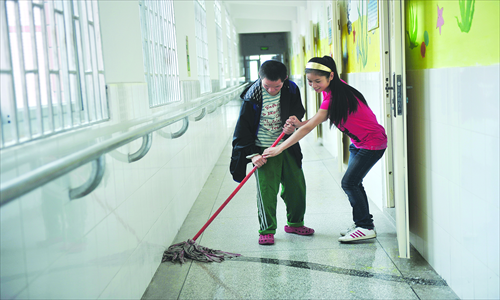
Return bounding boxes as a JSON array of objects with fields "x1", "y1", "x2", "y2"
[
  {"x1": 0, "y1": 1, "x2": 241, "y2": 299},
  {"x1": 404, "y1": 1, "x2": 500, "y2": 299}
]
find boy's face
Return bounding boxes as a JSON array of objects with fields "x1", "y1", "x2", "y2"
[{"x1": 261, "y1": 78, "x2": 284, "y2": 96}]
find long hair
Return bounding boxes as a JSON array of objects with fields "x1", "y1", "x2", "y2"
[{"x1": 305, "y1": 56, "x2": 368, "y2": 128}]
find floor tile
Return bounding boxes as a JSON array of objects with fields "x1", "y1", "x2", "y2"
[{"x1": 143, "y1": 136, "x2": 459, "y2": 300}]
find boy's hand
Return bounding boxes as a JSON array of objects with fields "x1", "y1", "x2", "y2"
[
  {"x1": 286, "y1": 116, "x2": 300, "y2": 128},
  {"x1": 252, "y1": 155, "x2": 267, "y2": 168},
  {"x1": 283, "y1": 122, "x2": 295, "y2": 135}
]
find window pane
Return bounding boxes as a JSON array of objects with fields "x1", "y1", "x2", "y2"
[
  {"x1": 194, "y1": 0, "x2": 211, "y2": 94},
  {"x1": 139, "y1": 0, "x2": 181, "y2": 107},
  {"x1": 0, "y1": 0, "x2": 109, "y2": 149}
]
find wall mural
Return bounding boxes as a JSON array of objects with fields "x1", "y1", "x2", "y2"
[
  {"x1": 407, "y1": 1, "x2": 419, "y2": 50},
  {"x1": 456, "y1": 0, "x2": 475, "y2": 33},
  {"x1": 357, "y1": 3, "x2": 368, "y2": 68},
  {"x1": 405, "y1": 0, "x2": 498, "y2": 70},
  {"x1": 436, "y1": 5, "x2": 444, "y2": 35},
  {"x1": 342, "y1": 0, "x2": 380, "y2": 73}
]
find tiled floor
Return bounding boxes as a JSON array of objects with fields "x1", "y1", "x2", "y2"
[{"x1": 142, "y1": 135, "x2": 459, "y2": 300}]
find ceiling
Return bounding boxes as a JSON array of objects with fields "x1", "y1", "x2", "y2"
[{"x1": 224, "y1": 1, "x2": 307, "y2": 34}]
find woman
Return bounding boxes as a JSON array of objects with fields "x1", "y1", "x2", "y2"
[{"x1": 263, "y1": 56, "x2": 387, "y2": 242}]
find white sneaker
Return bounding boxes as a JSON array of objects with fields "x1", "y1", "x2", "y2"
[
  {"x1": 340, "y1": 224, "x2": 356, "y2": 236},
  {"x1": 338, "y1": 227, "x2": 376, "y2": 242}
]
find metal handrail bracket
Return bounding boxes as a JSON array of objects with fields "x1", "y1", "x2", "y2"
[
  {"x1": 192, "y1": 107, "x2": 206, "y2": 121},
  {"x1": 69, "y1": 155, "x2": 106, "y2": 200},
  {"x1": 128, "y1": 133, "x2": 153, "y2": 163},
  {"x1": 157, "y1": 117, "x2": 189, "y2": 139}
]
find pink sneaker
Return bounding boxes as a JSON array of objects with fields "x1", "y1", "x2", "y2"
[
  {"x1": 259, "y1": 234, "x2": 274, "y2": 245},
  {"x1": 284, "y1": 225, "x2": 315, "y2": 236}
]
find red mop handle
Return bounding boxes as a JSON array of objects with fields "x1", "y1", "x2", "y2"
[{"x1": 192, "y1": 131, "x2": 286, "y2": 241}]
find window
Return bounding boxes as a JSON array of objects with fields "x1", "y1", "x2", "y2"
[
  {"x1": 225, "y1": 10, "x2": 233, "y2": 86},
  {"x1": 0, "y1": 0, "x2": 108, "y2": 149},
  {"x1": 214, "y1": 0, "x2": 225, "y2": 90},
  {"x1": 232, "y1": 26, "x2": 238, "y2": 85},
  {"x1": 245, "y1": 55, "x2": 282, "y2": 82},
  {"x1": 194, "y1": 0, "x2": 211, "y2": 94},
  {"x1": 139, "y1": 0, "x2": 180, "y2": 107}
]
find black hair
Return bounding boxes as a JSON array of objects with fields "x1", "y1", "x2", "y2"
[
  {"x1": 259, "y1": 60, "x2": 288, "y2": 82},
  {"x1": 305, "y1": 56, "x2": 368, "y2": 128}
]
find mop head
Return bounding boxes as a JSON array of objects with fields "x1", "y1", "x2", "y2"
[{"x1": 162, "y1": 239, "x2": 241, "y2": 264}]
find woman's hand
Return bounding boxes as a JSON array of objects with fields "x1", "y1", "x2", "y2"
[
  {"x1": 252, "y1": 155, "x2": 267, "y2": 168},
  {"x1": 263, "y1": 145, "x2": 283, "y2": 158},
  {"x1": 286, "y1": 116, "x2": 301, "y2": 128}
]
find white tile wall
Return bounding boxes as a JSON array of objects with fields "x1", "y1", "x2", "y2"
[
  {"x1": 0, "y1": 82, "x2": 242, "y2": 299},
  {"x1": 407, "y1": 65, "x2": 500, "y2": 300}
]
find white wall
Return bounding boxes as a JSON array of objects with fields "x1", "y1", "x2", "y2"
[
  {"x1": 235, "y1": 19, "x2": 292, "y2": 34},
  {"x1": 407, "y1": 65, "x2": 500, "y2": 299},
  {"x1": 0, "y1": 1, "x2": 242, "y2": 298},
  {"x1": 206, "y1": 1, "x2": 219, "y2": 81},
  {"x1": 174, "y1": 0, "x2": 197, "y2": 81},
  {"x1": 99, "y1": 1, "x2": 145, "y2": 84}
]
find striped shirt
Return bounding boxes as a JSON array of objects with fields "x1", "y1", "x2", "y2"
[{"x1": 255, "y1": 88, "x2": 282, "y2": 147}]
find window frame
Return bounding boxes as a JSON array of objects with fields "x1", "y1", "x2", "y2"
[
  {"x1": 139, "y1": 0, "x2": 181, "y2": 108},
  {"x1": 0, "y1": 0, "x2": 108, "y2": 149}
]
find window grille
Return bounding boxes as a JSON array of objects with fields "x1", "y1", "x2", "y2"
[
  {"x1": 194, "y1": 0, "x2": 211, "y2": 94},
  {"x1": 139, "y1": 0, "x2": 180, "y2": 107},
  {"x1": 0, "y1": 0, "x2": 108, "y2": 149},
  {"x1": 214, "y1": 0, "x2": 225, "y2": 90}
]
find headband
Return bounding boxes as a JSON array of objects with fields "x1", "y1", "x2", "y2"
[{"x1": 306, "y1": 62, "x2": 332, "y2": 73}]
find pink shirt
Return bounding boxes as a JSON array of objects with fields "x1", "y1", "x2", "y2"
[{"x1": 320, "y1": 91, "x2": 387, "y2": 150}]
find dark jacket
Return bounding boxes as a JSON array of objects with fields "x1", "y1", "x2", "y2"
[{"x1": 230, "y1": 78, "x2": 305, "y2": 182}]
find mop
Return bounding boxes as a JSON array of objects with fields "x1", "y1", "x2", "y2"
[{"x1": 162, "y1": 131, "x2": 286, "y2": 264}]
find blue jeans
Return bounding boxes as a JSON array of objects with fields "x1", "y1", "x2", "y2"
[{"x1": 341, "y1": 144, "x2": 386, "y2": 229}]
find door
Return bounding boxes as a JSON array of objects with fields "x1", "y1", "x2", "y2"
[
  {"x1": 380, "y1": 0, "x2": 410, "y2": 259},
  {"x1": 312, "y1": 22, "x2": 323, "y2": 141},
  {"x1": 332, "y1": 0, "x2": 346, "y2": 172}
]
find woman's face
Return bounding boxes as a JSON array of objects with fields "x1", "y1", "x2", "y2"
[{"x1": 306, "y1": 71, "x2": 334, "y2": 93}]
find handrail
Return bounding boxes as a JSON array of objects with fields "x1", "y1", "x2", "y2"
[
  {"x1": 128, "y1": 133, "x2": 153, "y2": 162},
  {"x1": 0, "y1": 83, "x2": 247, "y2": 207}
]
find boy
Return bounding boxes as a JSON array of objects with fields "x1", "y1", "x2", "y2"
[{"x1": 230, "y1": 60, "x2": 314, "y2": 245}]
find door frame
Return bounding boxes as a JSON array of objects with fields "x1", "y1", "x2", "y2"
[{"x1": 379, "y1": 0, "x2": 410, "y2": 259}]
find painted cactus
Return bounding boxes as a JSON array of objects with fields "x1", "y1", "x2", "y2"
[
  {"x1": 407, "y1": 1, "x2": 419, "y2": 49},
  {"x1": 456, "y1": 0, "x2": 475, "y2": 33},
  {"x1": 357, "y1": 4, "x2": 368, "y2": 68}
]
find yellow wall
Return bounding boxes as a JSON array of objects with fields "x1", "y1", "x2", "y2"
[
  {"x1": 405, "y1": 0, "x2": 500, "y2": 70},
  {"x1": 341, "y1": 0, "x2": 381, "y2": 73}
]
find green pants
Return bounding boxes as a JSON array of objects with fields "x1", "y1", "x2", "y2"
[{"x1": 255, "y1": 148, "x2": 307, "y2": 234}]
